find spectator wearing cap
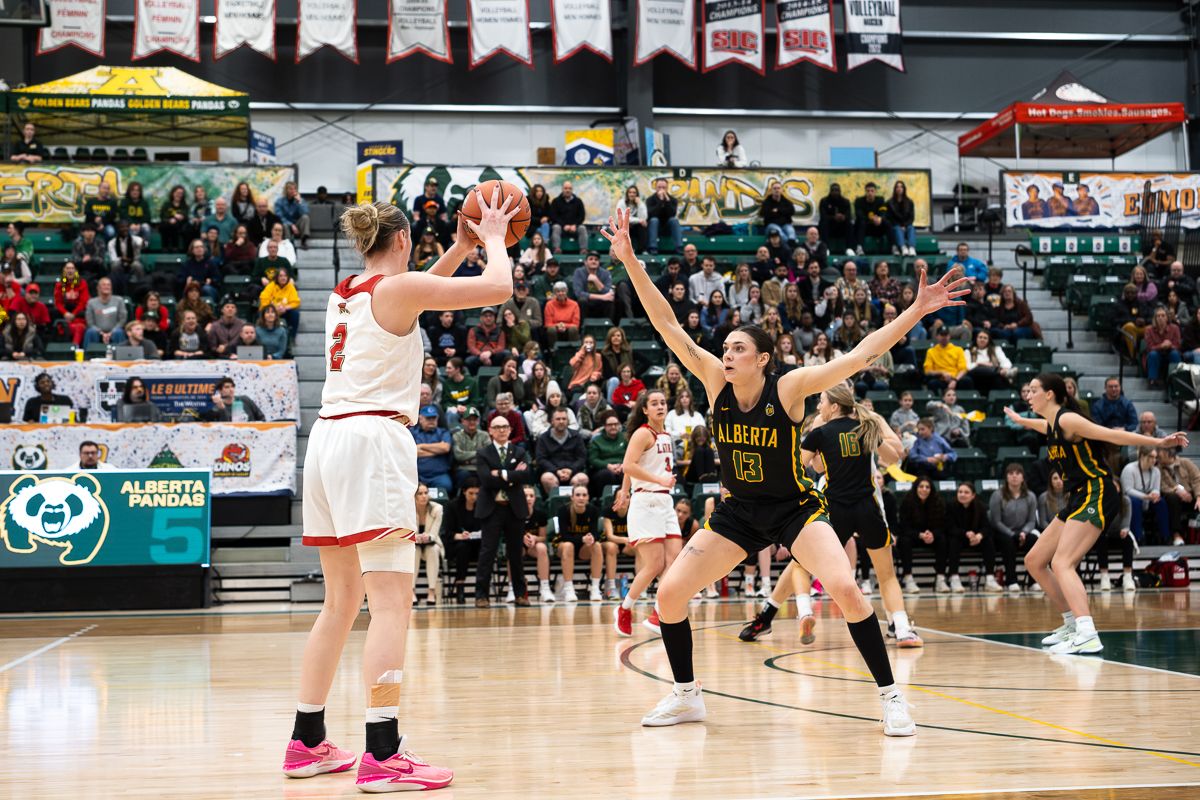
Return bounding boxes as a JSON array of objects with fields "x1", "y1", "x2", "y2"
[
  {"x1": 850, "y1": 182, "x2": 889, "y2": 257},
  {"x1": 948, "y1": 242, "x2": 988, "y2": 283},
  {"x1": 544, "y1": 281, "x2": 581, "y2": 346},
  {"x1": 1047, "y1": 182, "x2": 1074, "y2": 217},
  {"x1": 572, "y1": 253, "x2": 615, "y2": 322},
  {"x1": 549, "y1": 181, "x2": 588, "y2": 255},
  {"x1": 467, "y1": 306, "x2": 505, "y2": 372},
  {"x1": 207, "y1": 298, "x2": 246, "y2": 359},
  {"x1": 203, "y1": 376, "x2": 265, "y2": 422},
  {"x1": 452, "y1": 406, "x2": 489, "y2": 484},
  {"x1": 274, "y1": 182, "x2": 311, "y2": 249},
  {"x1": 412, "y1": 404, "x2": 454, "y2": 493},
  {"x1": 646, "y1": 177, "x2": 683, "y2": 255},
  {"x1": 502, "y1": 280, "x2": 543, "y2": 337},
  {"x1": 529, "y1": 259, "x2": 564, "y2": 301},
  {"x1": 760, "y1": 182, "x2": 797, "y2": 248},
  {"x1": 11, "y1": 281, "x2": 49, "y2": 333},
  {"x1": 412, "y1": 178, "x2": 446, "y2": 221},
  {"x1": 415, "y1": 200, "x2": 452, "y2": 248},
  {"x1": 442, "y1": 357, "x2": 482, "y2": 427}
]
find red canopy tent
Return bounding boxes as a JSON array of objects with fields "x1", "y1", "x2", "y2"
[{"x1": 957, "y1": 72, "x2": 1188, "y2": 166}]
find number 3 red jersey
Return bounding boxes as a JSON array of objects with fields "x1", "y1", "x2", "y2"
[{"x1": 320, "y1": 274, "x2": 424, "y2": 420}]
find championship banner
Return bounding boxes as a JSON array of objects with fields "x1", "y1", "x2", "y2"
[
  {"x1": 1004, "y1": 171, "x2": 1200, "y2": 230},
  {"x1": 845, "y1": 0, "x2": 904, "y2": 72},
  {"x1": 776, "y1": 0, "x2": 835, "y2": 71},
  {"x1": 551, "y1": 0, "x2": 612, "y2": 63},
  {"x1": 0, "y1": 423, "x2": 296, "y2": 497},
  {"x1": 635, "y1": 0, "x2": 696, "y2": 68},
  {"x1": 387, "y1": 0, "x2": 452, "y2": 63},
  {"x1": 375, "y1": 164, "x2": 932, "y2": 228},
  {"x1": 37, "y1": 0, "x2": 106, "y2": 57},
  {"x1": 702, "y1": 0, "x2": 764, "y2": 74},
  {"x1": 214, "y1": 0, "x2": 276, "y2": 60},
  {"x1": 296, "y1": 0, "x2": 358, "y2": 63},
  {"x1": 0, "y1": 359, "x2": 299, "y2": 424},
  {"x1": 0, "y1": 470, "x2": 211, "y2": 568},
  {"x1": 0, "y1": 163, "x2": 296, "y2": 224},
  {"x1": 133, "y1": 0, "x2": 201, "y2": 61},
  {"x1": 467, "y1": 0, "x2": 532, "y2": 68}
]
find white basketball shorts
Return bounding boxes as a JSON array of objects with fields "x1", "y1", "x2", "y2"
[{"x1": 626, "y1": 492, "x2": 682, "y2": 545}]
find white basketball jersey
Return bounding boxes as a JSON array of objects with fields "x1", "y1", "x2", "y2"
[
  {"x1": 319, "y1": 274, "x2": 423, "y2": 420},
  {"x1": 632, "y1": 426, "x2": 674, "y2": 491}
]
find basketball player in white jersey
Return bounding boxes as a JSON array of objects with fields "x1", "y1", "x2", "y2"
[
  {"x1": 613, "y1": 388, "x2": 683, "y2": 637},
  {"x1": 282, "y1": 188, "x2": 518, "y2": 792}
]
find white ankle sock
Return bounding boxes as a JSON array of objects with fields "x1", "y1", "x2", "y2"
[
  {"x1": 621, "y1": 595, "x2": 635, "y2": 610},
  {"x1": 297, "y1": 702, "x2": 324, "y2": 713},
  {"x1": 366, "y1": 706, "x2": 398, "y2": 723},
  {"x1": 893, "y1": 611, "x2": 910, "y2": 634},
  {"x1": 540, "y1": 579, "x2": 550, "y2": 590},
  {"x1": 674, "y1": 681, "x2": 697, "y2": 694},
  {"x1": 590, "y1": 578, "x2": 600, "y2": 589},
  {"x1": 765, "y1": 597, "x2": 780, "y2": 610},
  {"x1": 794, "y1": 594, "x2": 812, "y2": 617},
  {"x1": 878, "y1": 683, "x2": 898, "y2": 698},
  {"x1": 1075, "y1": 615, "x2": 1096, "y2": 636},
  {"x1": 1062, "y1": 611, "x2": 1076, "y2": 627}
]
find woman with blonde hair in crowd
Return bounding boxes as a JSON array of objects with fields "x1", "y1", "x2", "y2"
[
  {"x1": 760, "y1": 305, "x2": 785, "y2": 342},
  {"x1": 616, "y1": 185, "x2": 648, "y2": 253},
  {"x1": 774, "y1": 332, "x2": 800, "y2": 373},
  {"x1": 412, "y1": 484, "x2": 445, "y2": 606},
  {"x1": 727, "y1": 262, "x2": 756, "y2": 309},
  {"x1": 779, "y1": 282, "x2": 805, "y2": 331},
  {"x1": 665, "y1": 388, "x2": 704, "y2": 443},
  {"x1": 655, "y1": 362, "x2": 686, "y2": 408},
  {"x1": 739, "y1": 284, "x2": 765, "y2": 325}
]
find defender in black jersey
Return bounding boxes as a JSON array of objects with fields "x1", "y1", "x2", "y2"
[
  {"x1": 605, "y1": 208, "x2": 969, "y2": 735},
  {"x1": 1007, "y1": 373, "x2": 1187, "y2": 656}
]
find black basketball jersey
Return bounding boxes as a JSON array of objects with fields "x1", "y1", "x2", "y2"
[
  {"x1": 802, "y1": 416, "x2": 875, "y2": 503},
  {"x1": 603, "y1": 505, "x2": 629, "y2": 541},
  {"x1": 711, "y1": 373, "x2": 820, "y2": 502},
  {"x1": 1046, "y1": 408, "x2": 1110, "y2": 490}
]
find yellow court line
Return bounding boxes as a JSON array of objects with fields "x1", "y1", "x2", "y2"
[{"x1": 706, "y1": 628, "x2": 1200, "y2": 770}]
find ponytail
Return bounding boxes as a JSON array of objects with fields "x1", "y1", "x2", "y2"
[
  {"x1": 823, "y1": 382, "x2": 886, "y2": 452},
  {"x1": 626, "y1": 388, "x2": 666, "y2": 437}
]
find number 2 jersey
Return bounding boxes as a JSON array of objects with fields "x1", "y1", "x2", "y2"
[{"x1": 320, "y1": 274, "x2": 424, "y2": 420}]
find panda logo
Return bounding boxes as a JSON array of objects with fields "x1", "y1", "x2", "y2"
[
  {"x1": 0, "y1": 474, "x2": 109, "y2": 565},
  {"x1": 12, "y1": 444, "x2": 47, "y2": 471}
]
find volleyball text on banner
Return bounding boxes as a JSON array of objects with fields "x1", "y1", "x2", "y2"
[
  {"x1": 634, "y1": 0, "x2": 696, "y2": 68},
  {"x1": 296, "y1": 0, "x2": 358, "y2": 63},
  {"x1": 844, "y1": 0, "x2": 904, "y2": 72},
  {"x1": 550, "y1": 0, "x2": 612, "y2": 63},
  {"x1": 387, "y1": 0, "x2": 452, "y2": 63},
  {"x1": 214, "y1": 0, "x2": 276, "y2": 60},
  {"x1": 702, "y1": 0, "x2": 764, "y2": 73},
  {"x1": 38, "y1": 0, "x2": 106, "y2": 57},
  {"x1": 133, "y1": 0, "x2": 200, "y2": 61},
  {"x1": 776, "y1": 0, "x2": 835, "y2": 71},
  {"x1": 467, "y1": 0, "x2": 533, "y2": 69}
]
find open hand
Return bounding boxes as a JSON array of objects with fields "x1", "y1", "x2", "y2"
[
  {"x1": 913, "y1": 266, "x2": 970, "y2": 317},
  {"x1": 463, "y1": 184, "x2": 519, "y2": 245},
  {"x1": 1159, "y1": 432, "x2": 1189, "y2": 449},
  {"x1": 1002, "y1": 405, "x2": 1023, "y2": 424},
  {"x1": 600, "y1": 208, "x2": 637, "y2": 263}
]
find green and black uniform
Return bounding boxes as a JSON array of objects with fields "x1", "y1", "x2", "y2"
[
  {"x1": 705, "y1": 373, "x2": 829, "y2": 556},
  {"x1": 803, "y1": 416, "x2": 891, "y2": 549},
  {"x1": 554, "y1": 503, "x2": 600, "y2": 547},
  {"x1": 1047, "y1": 408, "x2": 1120, "y2": 529}
]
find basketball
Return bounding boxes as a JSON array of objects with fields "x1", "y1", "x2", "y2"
[{"x1": 459, "y1": 179, "x2": 531, "y2": 246}]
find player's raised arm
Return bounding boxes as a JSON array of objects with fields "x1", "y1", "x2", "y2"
[
  {"x1": 779, "y1": 266, "x2": 970, "y2": 402},
  {"x1": 1060, "y1": 412, "x2": 1188, "y2": 450},
  {"x1": 601, "y1": 209, "x2": 725, "y2": 402}
]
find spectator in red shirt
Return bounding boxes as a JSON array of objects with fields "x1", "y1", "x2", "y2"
[
  {"x1": 610, "y1": 364, "x2": 645, "y2": 421},
  {"x1": 0, "y1": 275, "x2": 22, "y2": 312},
  {"x1": 484, "y1": 391, "x2": 527, "y2": 444},
  {"x1": 467, "y1": 306, "x2": 505, "y2": 373},
  {"x1": 544, "y1": 281, "x2": 581, "y2": 346},
  {"x1": 54, "y1": 262, "x2": 89, "y2": 345},
  {"x1": 135, "y1": 290, "x2": 171, "y2": 352},
  {"x1": 1144, "y1": 305, "x2": 1183, "y2": 389},
  {"x1": 10, "y1": 281, "x2": 50, "y2": 334}
]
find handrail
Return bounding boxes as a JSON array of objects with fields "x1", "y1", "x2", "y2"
[{"x1": 1013, "y1": 243, "x2": 1035, "y2": 302}]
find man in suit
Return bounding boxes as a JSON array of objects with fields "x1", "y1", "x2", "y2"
[{"x1": 474, "y1": 414, "x2": 535, "y2": 607}]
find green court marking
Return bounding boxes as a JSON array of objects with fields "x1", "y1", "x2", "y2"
[{"x1": 978, "y1": 629, "x2": 1200, "y2": 678}]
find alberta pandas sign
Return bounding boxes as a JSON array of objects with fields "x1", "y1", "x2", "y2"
[{"x1": 212, "y1": 442, "x2": 251, "y2": 478}]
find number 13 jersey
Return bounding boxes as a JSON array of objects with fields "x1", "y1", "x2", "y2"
[
  {"x1": 319, "y1": 274, "x2": 423, "y2": 420},
  {"x1": 711, "y1": 373, "x2": 821, "y2": 503}
]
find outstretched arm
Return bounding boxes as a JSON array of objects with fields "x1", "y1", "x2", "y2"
[
  {"x1": 1003, "y1": 406, "x2": 1049, "y2": 434},
  {"x1": 601, "y1": 209, "x2": 725, "y2": 402},
  {"x1": 778, "y1": 267, "x2": 969, "y2": 408},
  {"x1": 1061, "y1": 412, "x2": 1188, "y2": 450}
]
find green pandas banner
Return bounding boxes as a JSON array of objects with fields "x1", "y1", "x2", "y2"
[
  {"x1": 0, "y1": 469, "x2": 211, "y2": 568},
  {"x1": 0, "y1": 163, "x2": 297, "y2": 224}
]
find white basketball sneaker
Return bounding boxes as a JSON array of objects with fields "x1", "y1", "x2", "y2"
[
  {"x1": 1099, "y1": 573, "x2": 1112, "y2": 592},
  {"x1": 881, "y1": 691, "x2": 916, "y2": 736},
  {"x1": 641, "y1": 686, "x2": 706, "y2": 727},
  {"x1": 1041, "y1": 623, "x2": 1075, "y2": 647},
  {"x1": 903, "y1": 575, "x2": 920, "y2": 594},
  {"x1": 1048, "y1": 630, "x2": 1104, "y2": 655},
  {"x1": 539, "y1": 584, "x2": 556, "y2": 604}
]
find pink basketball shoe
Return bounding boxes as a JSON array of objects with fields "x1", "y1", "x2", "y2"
[
  {"x1": 356, "y1": 736, "x2": 454, "y2": 792},
  {"x1": 282, "y1": 738, "x2": 357, "y2": 778}
]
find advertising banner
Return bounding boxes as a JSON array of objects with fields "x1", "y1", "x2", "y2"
[
  {"x1": 1003, "y1": 171, "x2": 1200, "y2": 229},
  {"x1": 375, "y1": 164, "x2": 932, "y2": 228},
  {"x1": 551, "y1": 0, "x2": 612, "y2": 62},
  {"x1": 250, "y1": 130, "x2": 277, "y2": 164},
  {"x1": 0, "y1": 423, "x2": 295, "y2": 497},
  {"x1": 702, "y1": 0, "x2": 764, "y2": 74},
  {"x1": 387, "y1": 0, "x2": 452, "y2": 63},
  {"x1": 0, "y1": 163, "x2": 296, "y2": 224},
  {"x1": 776, "y1": 0, "x2": 835, "y2": 71},
  {"x1": 296, "y1": 0, "x2": 358, "y2": 62},
  {"x1": 37, "y1": 0, "x2": 106, "y2": 57},
  {"x1": 845, "y1": 0, "x2": 904, "y2": 72},
  {"x1": 133, "y1": 0, "x2": 201, "y2": 61},
  {"x1": 467, "y1": 0, "x2": 533, "y2": 68},
  {"x1": 214, "y1": 0, "x2": 276, "y2": 59},
  {"x1": 0, "y1": 469, "x2": 211, "y2": 568},
  {"x1": 356, "y1": 140, "x2": 405, "y2": 203},
  {"x1": 634, "y1": 0, "x2": 696, "y2": 68}
]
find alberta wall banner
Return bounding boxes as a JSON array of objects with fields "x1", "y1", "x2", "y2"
[
  {"x1": 0, "y1": 469, "x2": 211, "y2": 568},
  {"x1": 0, "y1": 422, "x2": 295, "y2": 497},
  {"x1": 0, "y1": 359, "x2": 300, "y2": 423},
  {"x1": 1003, "y1": 171, "x2": 1200, "y2": 229},
  {"x1": 296, "y1": 0, "x2": 358, "y2": 62},
  {"x1": 214, "y1": 0, "x2": 276, "y2": 59},
  {"x1": 133, "y1": 0, "x2": 201, "y2": 61},
  {"x1": 0, "y1": 163, "x2": 296, "y2": 224},
  {"x1": 375, "y1": 164, "x2": 931, "y2": 227},
  {"x1": 844, "y1": 0, "x2": 904, "y2": 72},
  {"x1": 37, "y1": 0, "x2": 106, "y2": 57}
]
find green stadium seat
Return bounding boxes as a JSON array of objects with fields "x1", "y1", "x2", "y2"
[
  {"x1": 954, "y1": 389, "x2": 986, "y2": 413},
  {"x1": 986, "y1": 389, "x2": 1020, "y2": 417},
  {"x1": 1015, "y1": 340, "x2": 1053, "y2": 369},
  {"x1": 865, "y1": 389, "x2": 898, "y2": 418},
  {"x1": 953, "y1": 447, "x2": 990, "y2": 481},
  {"x1": 995, "y1": 446, "x2": 1037, "y2": 474},
  {"x1": 971, "y1": 417, "x2": 1009, "y2": 454},
  {"x1": 44, "y1": 342, "x2": 76, "y2": 361}
]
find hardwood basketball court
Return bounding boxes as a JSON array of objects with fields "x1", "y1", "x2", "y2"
[{"x1": 2, "y1": 590, "x2": 1198, "y2": 799}]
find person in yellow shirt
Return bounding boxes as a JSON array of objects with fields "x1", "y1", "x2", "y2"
[
  {"x1": 923, "y1": 327, "x2": 970, "y2": 391},
  {"x1": 259, "y1": 265, "x2": 301, "y2": 341}
]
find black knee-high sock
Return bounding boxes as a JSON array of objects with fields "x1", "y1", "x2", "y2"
[
  {"x1": 846, "y1": 614, "x2": 895, "y2": 689},
  {"x1": 365, "y1": 720, "x2": 400, "y2": 761},
  {"x1": 292, "y1": 709, "x2": 326, "y2": 747},
  {"x1": 658, "y1": 618, "x2": 695, "y2": 685}
]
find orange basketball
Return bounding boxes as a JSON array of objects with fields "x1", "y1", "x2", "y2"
[{"x1": 459, "y1": 179, "x2": 531, "y2": 247}]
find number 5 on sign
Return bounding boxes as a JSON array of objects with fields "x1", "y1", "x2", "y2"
[{"x1": 731, "y1": 450, "x2": 764, "y2": 483}]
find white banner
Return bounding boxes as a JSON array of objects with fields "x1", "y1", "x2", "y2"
[
  {"x1": 1004, "y1": 171, "x2": 1200, "y2": 230},
  {"x1": 776, "y1": 0, "x2": 835, "y2": 71},
  {"x1": 214, "y1": 0, "x2": 276, "y2": 60},
  {"x1": 467, "y1": 0, "x2": 532, "y2": 68},
  {"x1": 133, "y1": 0, "x2": 200, "y2": 61},
  {"x1": 38, "y1": 0, "x2": 106, "y2": 57},
  {"x1": 297, "y1": 0, "x2": 358, "y2": 62},
  {"x1": 634, "y1": 0, "x2": 696, "y2": 68},
  {"x1": 845, "y1": 0, "x2": 904, "y2": 72},
  {"x1": 551, "y1": 0, "x2": 612, "y2": 63},
  {"x1": 387, "y1": 0, "x2": 452, "y2": 63},
  {"x1": 702, "y1": 0, "x2": 763, "y2": 73},
  {"x1": 0, "y1": 422, "x2": 296, "y2": 497}
]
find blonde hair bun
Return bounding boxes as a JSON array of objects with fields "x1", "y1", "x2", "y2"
[{"x1": 340, "y1": 201, "x2": 408, "y2": 256}]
